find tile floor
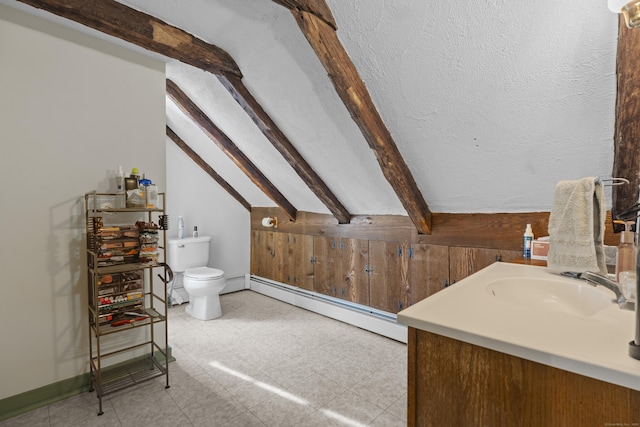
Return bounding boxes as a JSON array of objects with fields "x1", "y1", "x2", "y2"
[{"x1": 1, "y1": 290, "x2": 408, "y2": 426}]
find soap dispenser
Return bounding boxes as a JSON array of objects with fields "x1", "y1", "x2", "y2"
[{"x1": 615, "y1": 220, "x2": 637, "y2": 284}]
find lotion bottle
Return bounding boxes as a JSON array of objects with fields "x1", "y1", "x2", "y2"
[
  {"x1": 616, "y1": 221, "x2": 637, "y2": 283},
  {"x1": 523, "y1": 224, "x2": 534, "y2": 259}
]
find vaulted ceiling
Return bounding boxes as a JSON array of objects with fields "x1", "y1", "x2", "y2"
[{"x1": 5, "y1": 0, "x2": 620, "y2": 232}]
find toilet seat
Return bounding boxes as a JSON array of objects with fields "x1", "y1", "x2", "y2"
[{"x1": 184, "y1": 267, "x2": 225, "y2": 280}]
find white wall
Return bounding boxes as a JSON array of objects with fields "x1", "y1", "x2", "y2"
[
  {"x1": 0, "y1": 5, "x2": 166, "y2": 399},
  {"x1": 125, "y1": 0, "x2": 619, "y2": 215},
  {"x1": 165, "y1": 138, "x2": 250, "y2": 290}
]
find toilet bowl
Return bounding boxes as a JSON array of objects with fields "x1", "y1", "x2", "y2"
[
  {"x1": 183, "y1": 267, "x2": 226, "y2": 320},
  {"x1": 167, "y1": 236, "x2": 227, "y2": 320}
]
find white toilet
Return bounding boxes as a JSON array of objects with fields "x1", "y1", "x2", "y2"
[{"x1": 168, "y1": 236, "x2": 226, "y2": 320}]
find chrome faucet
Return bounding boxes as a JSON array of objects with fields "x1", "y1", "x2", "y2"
[{"x1": 580, "y1": 271, "x2": 634, "y2": 311}]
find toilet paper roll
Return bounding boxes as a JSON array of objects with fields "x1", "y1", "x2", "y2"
[{"x1": 262, "y1": 217, "x2": 274, "y2": 227}]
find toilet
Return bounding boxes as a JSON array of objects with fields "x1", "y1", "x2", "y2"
[{"x1": 167, "y1": 236, "x2": 226, "y2": 320}]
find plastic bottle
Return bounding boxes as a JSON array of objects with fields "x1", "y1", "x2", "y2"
[
  {"x1": 178, "y1": 216, "x2": 185, "y2": 239},
  {"x1": 523, "y1": 224, "x2": 534, "y2": 259},
  {"x1": 193, "y1": 226, "x2": 198, "y2": 238},
  {"x1": 616, "y1": 221, "x2": 637, "y2": 286},
  {"x1": 145, "y1": 182, "x2": 158, "y2": 209},
  {"x1": 115, "y1": 166, "x2": 125, "y2": 208}
]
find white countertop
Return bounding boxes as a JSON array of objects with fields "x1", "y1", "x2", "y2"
[{"x1": 397, "y1": 262, "x2": 640, "y2": 391}]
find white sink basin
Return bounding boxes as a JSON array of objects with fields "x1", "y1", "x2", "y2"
[{"x1": 486, "y1": 276, "x2": 614, "y2": 317}]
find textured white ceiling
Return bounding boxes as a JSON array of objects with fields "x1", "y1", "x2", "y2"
[{"x1": 11, "y1": 0, "x2": 620, "y2": 215}]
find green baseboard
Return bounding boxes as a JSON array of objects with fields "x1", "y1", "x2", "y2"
[
  {"x1": 0, "y1": 373, "x2": 91, "y2": 421},
  {"x1": 0, "y1": 347, "x2": 174, "y2": 422}
]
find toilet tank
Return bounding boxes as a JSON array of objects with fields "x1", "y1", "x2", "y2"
[{"x1": 167, "y1": 236, "x2": 212, "y2": 272}]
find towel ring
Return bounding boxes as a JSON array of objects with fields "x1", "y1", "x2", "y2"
[{"x1": 596, "y1": 177, "x2": 629, "y2": 186}]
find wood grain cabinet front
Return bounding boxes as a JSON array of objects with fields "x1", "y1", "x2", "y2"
[{"x1": 250, "y1": 230, "x2": 521, "y2": 314}]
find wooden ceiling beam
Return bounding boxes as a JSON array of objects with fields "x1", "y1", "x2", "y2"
[
  {"x1": 271, "y1": 0, "x2": 337, "y2": 30},
  {"x1": 166, "y1": 126, "x2": 252, "y2": 211},
  {"x1": 612, "y1": 16, "x2": 640, "y2": 230},
  {"x1": 16, "y1": 0, "x2": 242, "y2": 77},
  {"x1": 167, "y1": 79, "x2": 297, "y2": 222},
  {"x1": 18, "y1": 0, "x2": 352, "y2": 225},
  {"x1": 278, "y1": 5, "x2": 433, "y2": 234},
  {"x1": 217, "y1": 74, "x2": 351, "y2": 224}
]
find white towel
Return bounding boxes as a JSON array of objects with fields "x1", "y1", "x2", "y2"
[{"x1": 547, "y1": 177, "x2": 607, "y2": 275}]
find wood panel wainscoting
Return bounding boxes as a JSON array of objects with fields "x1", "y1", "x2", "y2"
[
  {"x1": 407, "y1": 328, "x2": 640, "y2": 426},
  {"x1": 250, "y1": 208, "x2": 619, "y2": 314}
]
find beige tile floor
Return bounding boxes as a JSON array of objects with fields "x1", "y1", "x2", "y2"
[{"x1": 1, "y1": 290, "x2": 408, "y2": 426}]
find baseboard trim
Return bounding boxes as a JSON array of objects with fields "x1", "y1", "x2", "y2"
[
  {"x1": 0, "y1": 348, "x2": 174, "y2": 422},
  {"x1": 220, "y1": 275, "x2": 245, "y2": 294},
  {"x1": 248, "y1": 275, "x2": 408, "y2": 343},
  {"x1": 0, "y1": 373, "x2": 90, "y2": 421}
]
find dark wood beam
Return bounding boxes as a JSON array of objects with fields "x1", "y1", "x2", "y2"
[
  {"x1": 166, "y1": 79, "x2": 297, "y2": 222},
  {"x1": 217, "y1": 74, "x2": 351, "y2": 224},
  {"x1": 16, "y1": 0, "x2": 242, "y2": 78},
  {"x1": 166, "y1": 126, "x2": 252, "y2": 211},
  {"x1": 287, "y1": 8, "x2": 433, "y2": 234},
  {"x1": 20, "y1": 0, "x2": 350, "y2": 224},
  {"x1": 612, "y1": 15, "x2": 640, "y2": 229},
  {"x1": 270, "y1": 0, "x2": 337, "y2": 30}
]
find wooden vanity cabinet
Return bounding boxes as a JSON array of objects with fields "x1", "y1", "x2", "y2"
[{"x1": 408, "y1": 328, "x2": 640, "y2": 426}]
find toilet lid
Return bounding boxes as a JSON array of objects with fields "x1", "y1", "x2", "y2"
[{"x1": 184, "y1": 267, "x2": 225, "y2": 280}]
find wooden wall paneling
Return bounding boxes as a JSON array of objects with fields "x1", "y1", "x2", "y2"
[
  {"x1": 408, "y1": 244, "x2": 450, "y2": 303},
  {"x1": 367, "y1": 240, "x2": 389, "y2": 311},
  {"x1": 396, "y1": 242, "x2": 411, "y2": 311},
  {"x1": 250, "y1": 230, "x2": 259, "y2": 275},
  {"x1": 256, "y1": 230, "x2": 273, "y2": 280},
  {"x1": 337, "y1": 238, "x2": 369, "y2": 305},
  {"x1": 368, "y1": 241, "x2": 408, "y2": 313},
  {"x1": 449, "y1": 247, "x2": 521, "y2": 284},
  {"x1": 272, "y1": 232, "x2": 286, "y2": 283},
  {"x1": 280, "y1": 233, "x2": 292, "y2": 285},
  {"x1": 313, "y1": 236, "x2": 337, "y2": 297},
  {"x1": 287, "y1": 233, "x2": 314, "y2": 290},
  {"x1": 251, "y1": 230, "x2": 272, "y2": 278},
  {"x1": 252, "y1": 209, "x2": 620, "y2": 250}
]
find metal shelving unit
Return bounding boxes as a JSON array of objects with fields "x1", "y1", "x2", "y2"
[{"x1": 85, "y1": 192, "x2": 171, "y2": 415}]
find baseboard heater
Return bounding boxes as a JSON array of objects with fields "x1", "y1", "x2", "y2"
[{"x1": 247, "y1": 275, "x2": 408, "y2": 344}]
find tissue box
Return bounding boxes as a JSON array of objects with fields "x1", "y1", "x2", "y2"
[{"x1": 531, "y1": 240, "x2": 550, "y2": 260}]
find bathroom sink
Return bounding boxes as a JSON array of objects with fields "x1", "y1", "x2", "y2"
[{"x1": 485, "y1": 276, "x2": 614, "y2": 317}]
